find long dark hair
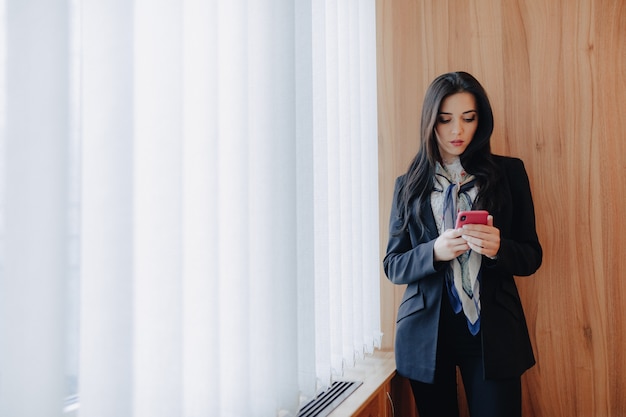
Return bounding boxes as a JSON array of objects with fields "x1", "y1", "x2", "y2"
[{"x1": 394, "y1": 71, "x2": 502, "y2": 235}]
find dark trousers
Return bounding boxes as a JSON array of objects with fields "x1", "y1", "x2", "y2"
[{"x1": 409, "y1": 296, "x2": 521, "y2": 417}]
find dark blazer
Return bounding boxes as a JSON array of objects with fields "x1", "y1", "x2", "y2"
[{"x1": 383, "y1": 155, "x2": 542, "y2": 383}]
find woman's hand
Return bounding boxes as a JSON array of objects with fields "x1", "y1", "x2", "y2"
[
  {"x1": 460, "y1": 215, "x2": 501, "y2": 258},
  {"x1": 434, "y1": 228, "x2": 470, "y2": 262}
]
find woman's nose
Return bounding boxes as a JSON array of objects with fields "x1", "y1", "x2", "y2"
[{"x1": 451, "y1": 121, "x2": 463, "y2": 135}]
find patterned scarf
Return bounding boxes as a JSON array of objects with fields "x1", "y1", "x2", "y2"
[{"x1": 431, "y1": 159, "x2": 482, "y2": 335}]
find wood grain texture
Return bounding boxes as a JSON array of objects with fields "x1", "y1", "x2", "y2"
[{"x1": 377, "y1": 0, "x2": 626, "y2": 415}]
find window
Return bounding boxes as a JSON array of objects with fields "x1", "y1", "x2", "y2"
[{"x1": 0, "y1": 1, "x2": 380, "y2": 416}]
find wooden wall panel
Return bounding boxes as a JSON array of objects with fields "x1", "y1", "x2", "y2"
[{"x1": 377, "y1": 0, "x2": 626, "y2": 416}]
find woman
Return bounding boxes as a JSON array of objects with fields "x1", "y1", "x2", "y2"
[{"x1": 383, "y1": 71, "x2": 542, "y2": 417}]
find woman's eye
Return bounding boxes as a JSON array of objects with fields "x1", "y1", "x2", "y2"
[
  {"x1": 464, "y1": 117, "x2": 476, "y2": 123},
  {"x1": 438, "y1": 118, "x2": 451, "y2": 124}
]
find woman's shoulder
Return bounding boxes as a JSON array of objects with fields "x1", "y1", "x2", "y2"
[
  {"x1": 394, "y1": 173, "x2": 408, "y2": 186},
  {"x1": 491, "y1": 154, "x2": 526, "y2": 171},
  {"x1": 491, "y1": 154, "x2": 533, "y2": 193}
]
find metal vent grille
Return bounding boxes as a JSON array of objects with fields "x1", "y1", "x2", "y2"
[{"x1": 297, "y1": 380, "x2": 362, "y2": 417}]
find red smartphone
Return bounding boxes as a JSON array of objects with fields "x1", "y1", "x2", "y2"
[{"x1": 455, "y1": 210, "x2": 489, "y2": 228}]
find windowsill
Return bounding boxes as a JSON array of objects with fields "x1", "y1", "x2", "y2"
[{"x1": 327, "y1": 350, "x2": 396, "y2": 417}]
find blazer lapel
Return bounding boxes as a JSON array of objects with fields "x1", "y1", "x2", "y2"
[
  {"x1": 408, "y1": 196, "x2": 439, "y2": 243},
  {"x1": 421, "y1": 196, "x2": 439, "y2": 238}
]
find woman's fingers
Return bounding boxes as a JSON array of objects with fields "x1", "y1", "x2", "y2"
[
  {"x1": 434, "y1": 229, "x2": 470, "y2": 261},
  {"x1": 461, "y1": 223, "x2": 500, "y2": 257}
]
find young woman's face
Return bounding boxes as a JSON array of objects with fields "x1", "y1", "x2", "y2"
[{"x1": 434, "y1": 92, "x2": 478, "y2": 162}]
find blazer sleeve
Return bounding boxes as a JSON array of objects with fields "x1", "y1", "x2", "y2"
[
  {"x1": 488, "y1": 158, "x2": 543, "y2": 277},
  {"x1": 383, "y1": 176, "x2": 444, "y2": 286}
]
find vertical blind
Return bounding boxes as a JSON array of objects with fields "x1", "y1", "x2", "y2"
[{"x1": 0, "y1": 0, "x2": 380, "y2": 416}]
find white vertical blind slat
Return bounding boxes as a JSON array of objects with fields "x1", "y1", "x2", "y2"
[
  {"x1": 133, "y1": 0, "x2": 183, "y2": 415},
  {"x1": 338, "y1": 0, "x2": 355, "y2": 366},
  {"x1": 216, "y1": 1, "x2": 250, "y2": 416},
  {"x1": 182, "y1": 0, "x2": 218, "y2": 415},
  {"x1": 324, "y1": 0, "x2": 345, "y2": 377},
  {"x1": 348, "y1": 0, "x2": 364, "y2": 356},
  {"x1": 79, "y1": 0, "x2": 134, "y2": 415},
  {"x1": 295, "y1": 0, "x2": 318, "y2": 401},
  {"x1": 311, "y1": 0, "x2": 333, "y2": 389},
  {"x1": 248, "y1": 1, "x2": 282, "y2": 414},
  {"x1": 0, "y1": 1, "x2": 69, "y2": 417},
  {"x1": 361, "y1": 0, "x2": 382, "y2": 350},
  {"x1": 270, "y1": 1, "x2": 300, "y2": 408},
  {"x1": 247, "y1": 0, "x2": 299, "y2": 413}
]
